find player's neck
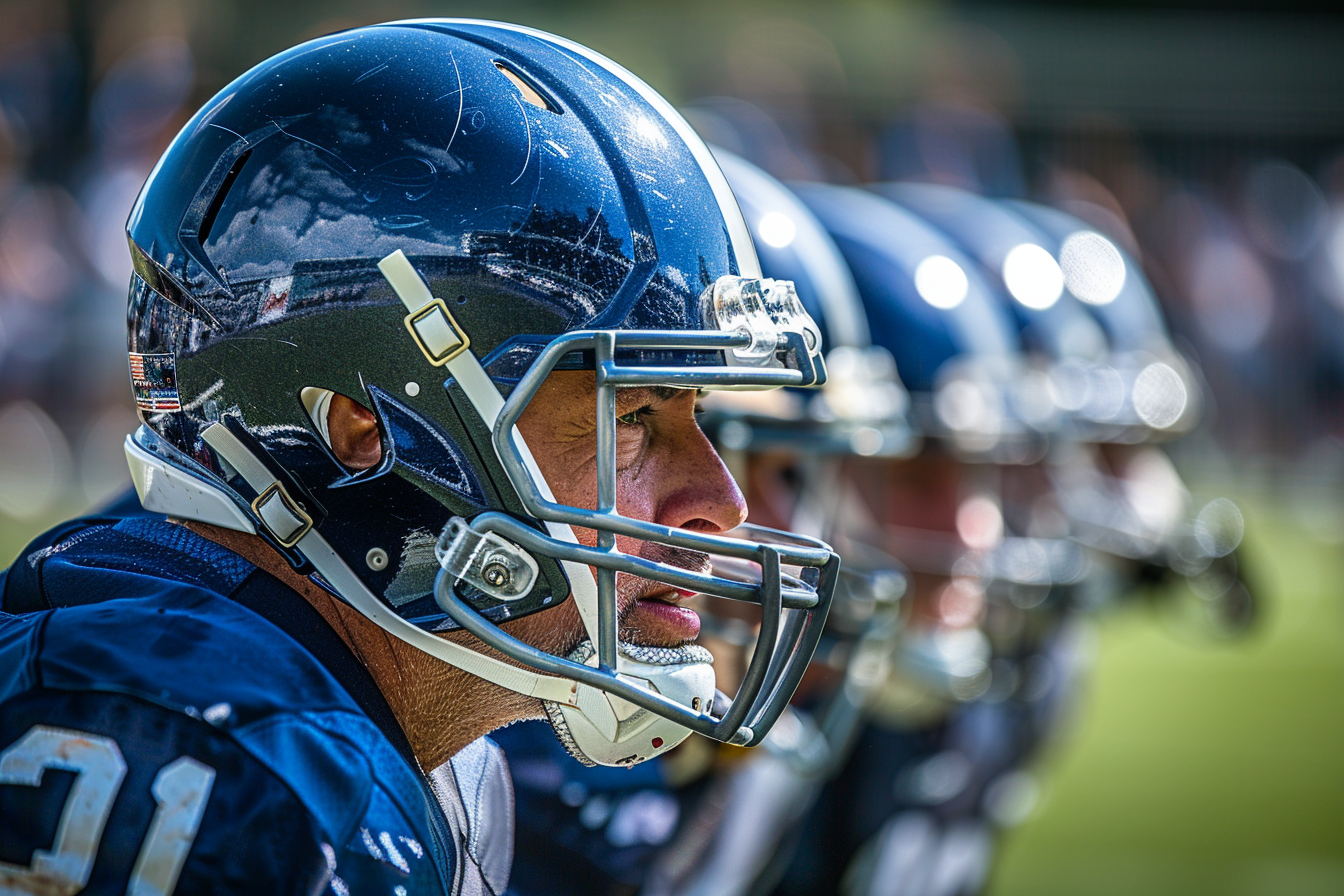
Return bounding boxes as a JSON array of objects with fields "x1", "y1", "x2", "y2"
[
  {"x1": 183, "y1": 521, "x2": 544, "y2": 771},
  {"x1": 299, "y1": 596, "x2": 545, "y2": 770}
]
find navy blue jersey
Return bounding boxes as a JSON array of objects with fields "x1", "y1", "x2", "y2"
[{"x1": 0, "y1": 516, "x2": 458, "y2": 895}]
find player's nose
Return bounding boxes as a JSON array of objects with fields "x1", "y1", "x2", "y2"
[{"x1": 652, "y1": 418, "x2": 749, "y2": 536}]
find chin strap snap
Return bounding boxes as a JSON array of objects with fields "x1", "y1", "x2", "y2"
[{"x1": 201, "y1": 424, "x2": 313, "y2": 547}]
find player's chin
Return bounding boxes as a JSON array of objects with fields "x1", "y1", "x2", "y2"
[{"x1": 621, "y1": 595, "x2": 702, "y2": 647}]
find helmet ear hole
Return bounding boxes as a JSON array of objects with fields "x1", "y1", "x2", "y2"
[{"x1": 301, "y1": 387, "x2": 383, "y2": 471}]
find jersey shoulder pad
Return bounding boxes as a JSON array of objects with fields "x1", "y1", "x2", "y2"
[{"x1": 3, "y1": 516, "x2": 254, "y2": 614}]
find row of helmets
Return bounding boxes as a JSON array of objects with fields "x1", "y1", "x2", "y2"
[
  {"x1": 706, "y1": 144, "x2": 1249, "y2": 633},
  {"x1": 497, "y1": 146, "x2": 1255, "y2": 896}
]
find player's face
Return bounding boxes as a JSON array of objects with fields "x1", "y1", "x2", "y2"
[
  {"x1": 507, "y1": 371, "x2": 748, "y2": 654},
  {"x1": 845, "y1": 451, "x2": 988, "y2": 631}
]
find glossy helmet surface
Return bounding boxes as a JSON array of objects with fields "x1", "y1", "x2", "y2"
[
  {"x1": 123, "y1": 19, "x2": 838, "y2": 766},
  {"x1": 792, "y1": 184, "x2": 1038, "y2": 462},
  {"x1": 874, "y1": 185, "x2": 1104, "y2": 353},
  {"x1": 879, "y1": 182, "x2": 1197, "y2": 442}
]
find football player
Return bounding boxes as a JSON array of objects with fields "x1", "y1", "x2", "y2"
[
  {"x1": 0, "y1": 20, "x2": 838, "y2": 896},
  {"x1": 1007, "y1": 199, "x2": 1254, "y2": 634},
  {"x1": 877, "y1": 183, "x2": 1251, "y2": 632},
  {"x1": 497, "y1": 149, "x2": 915, "y2": 896}
]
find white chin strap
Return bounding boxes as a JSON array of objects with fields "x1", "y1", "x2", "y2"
[{"x1": 544, "y1": 641, "x2": 716, "y2": 767}]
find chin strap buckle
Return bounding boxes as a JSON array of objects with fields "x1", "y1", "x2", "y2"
[
  {"x1": 202, "y1": 423, "x2": 314, "y2": 548},
  {"x1": 249, "y1": 481, "x2": 314, "y2": 548}
]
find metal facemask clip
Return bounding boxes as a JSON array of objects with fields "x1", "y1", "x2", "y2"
[
  {"x1": 435, "y1": 517, "x2": 539, "y2": 602},
  {"x1": 703, "y1": 276, "x2": 827, "y2": 386}
]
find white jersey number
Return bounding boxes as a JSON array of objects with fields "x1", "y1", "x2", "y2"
[{"x1": 0, "y1": 725, "x2": 216, "y2": 896}]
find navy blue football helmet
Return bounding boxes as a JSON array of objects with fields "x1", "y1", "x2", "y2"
[
  {"x1": 1009, "y1": 200, "x2": 1254, "y2": 632},
  {"x1": 121, "y1": 19, "x2": 839, "y2": 766},
  {"x1": 793, "y1": 185, "x2": 1043, "y2": 460},
  {"x1": 1007, "y1": 199, "x2": 1200, "y2": 440}
]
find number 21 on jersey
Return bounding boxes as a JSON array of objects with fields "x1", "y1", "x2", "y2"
[{"x1": 0, "y1": 725, "x2": 215, "y2": 896}]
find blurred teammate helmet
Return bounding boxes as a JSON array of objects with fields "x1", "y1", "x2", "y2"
[
  {"x1": 794, "y1": 184, "x2": 1091, "y2": 698},
  {"x1": 879, "y1": 182, "x2": 1198, "y2": 441},
  {"x1": 1007, "y1": 202, "x2": 1250, "y2": 632},
  {"x1": 795, "y1": 184, "x2": 1039, "y2": 462},
  {"x1": 1009, "y1": 199, "x2": 1201, "y2": 439}
]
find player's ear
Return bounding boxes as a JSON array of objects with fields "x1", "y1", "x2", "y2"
[
  {"x1": 302, "y1": 388, "x2": 382, "y2": 471},
  {"x1": 327, "y1": 394, "x2": 381, "y2": 470}
]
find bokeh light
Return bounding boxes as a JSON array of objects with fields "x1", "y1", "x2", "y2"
[
  {"x1": 915, "y1": 254, "x2": 970, "y2": 309},
  {"x1": 757, "y1": 210, "x2": 797, "y2": 248},
  {"x1": 1194, "y1": 497, "x2": 1245, "y2": 558},
  {"x1": 1002, "y1": 243, "x2": 1064, "y2": 310},
  {"x1": 1132, "y1": 362, "x2": 1188, "y2": 430},
  {"x1": 957, "y1": 494, "x2": 1005, "y2": 549},
  {"x1": 1059, "y1": 230, "x2": 1125, "y2": 305}
]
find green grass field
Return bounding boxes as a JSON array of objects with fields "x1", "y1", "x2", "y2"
[
  {"x1": 990, "y1": 496, "x2": 1344, "y2": 896},
  {"x1": 4, "y1": 491, "x2": 1341, "y2": 895}
]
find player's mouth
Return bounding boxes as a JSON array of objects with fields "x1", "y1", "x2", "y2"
[
  {"x1": 628, "y1": 590, "x2": 702, "y2": 644},
  {"x1": 622, "y1": 563, "x2": 710, "y2": 646}
]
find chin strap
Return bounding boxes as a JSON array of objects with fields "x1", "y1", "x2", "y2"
[
  {"x1": 196, "y1": 421, "x2": 578, "y2": 705},
  {"x1": 542, "y1": 697, "x2": 592, "y2": 767},
  {"x1": 377, "y1": 249, "x2": 610, "y2": 648}
]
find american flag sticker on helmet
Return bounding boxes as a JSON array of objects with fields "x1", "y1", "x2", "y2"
[{"x1": 129, "y1": 352, "x2": 181, "y2": 412}]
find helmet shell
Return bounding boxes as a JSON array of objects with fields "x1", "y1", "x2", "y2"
[
  {"x1": 791, "y1": 184, "x2": 1018, "y2": 395},
  {"x1": 793, "y1": 184, "x2": 1044, "y2": 461}
]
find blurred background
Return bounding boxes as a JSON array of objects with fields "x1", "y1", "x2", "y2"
[{"x1": 1, "y1": 0, "x2": 1342, "y2": 893}]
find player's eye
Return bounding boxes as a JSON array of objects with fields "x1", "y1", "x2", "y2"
[{"x1": 617, "y1": 406, "x2": 654, "y2": 426}]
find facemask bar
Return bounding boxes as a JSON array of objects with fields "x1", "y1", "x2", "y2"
[{"x1": 435, "y1": 326, "x2": 839, "y2": 746}]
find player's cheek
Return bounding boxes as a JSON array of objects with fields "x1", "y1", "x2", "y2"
[{"x1": 615, "y1": 455, "x2": 660, "y2": 522}]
